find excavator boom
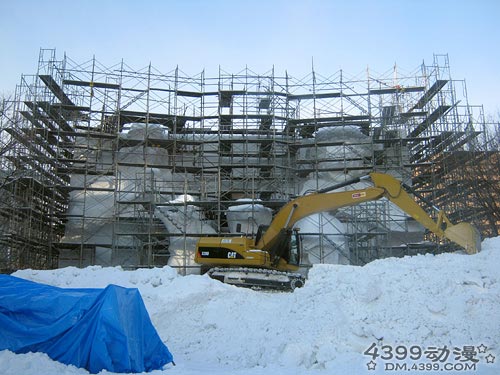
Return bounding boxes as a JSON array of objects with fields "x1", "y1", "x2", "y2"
[
  {"x1": 255, "y1": 186, "x2": 387, "y2": 254},
  {"x1": 258, "y1": 172, "x2": 481, "y2": 256}
]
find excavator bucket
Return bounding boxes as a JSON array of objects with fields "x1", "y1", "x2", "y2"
[{"x1": 444, "y1": 222, "x2": 482, "y2": 254}]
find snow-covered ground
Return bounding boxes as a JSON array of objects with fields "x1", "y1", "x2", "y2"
[{"x1": 2, "y1": 237, "x2": 500, "y2": 375}]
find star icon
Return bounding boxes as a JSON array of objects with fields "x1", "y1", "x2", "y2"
[
  {"x1": 485, "y1": 354, "x2": 495, "y2": 364},
  {"x1": 477, "y1": 344, "x2": 488, "y2": 353},
  {"x1": 367, "y1": 360, "x2": 377, "y2": 370}
]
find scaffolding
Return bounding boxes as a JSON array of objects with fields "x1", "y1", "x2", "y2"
[{"x1": 0, "y1": 49, "x2": 489, "y2": 272}]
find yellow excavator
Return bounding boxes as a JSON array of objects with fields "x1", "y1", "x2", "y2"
[{"x1": 195, "y1": 173, "x2": 481, "y2": 290}]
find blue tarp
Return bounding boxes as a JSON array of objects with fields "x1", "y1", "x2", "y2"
[{"x1": 0, "y1": 274, "x2": 174, "y2": 373}]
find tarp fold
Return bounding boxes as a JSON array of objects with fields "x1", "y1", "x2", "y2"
[{"x1": 0, "y1": 275, "x2": 173, "y2": 373}]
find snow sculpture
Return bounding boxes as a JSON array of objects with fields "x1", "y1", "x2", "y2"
[
  {"x1": 295, "y1": 213, "x2": 350, "y2": 265},
  {"x1": 226, "y1": 199, "x2": 273, "y2": 235},
  {"x1": 155, "y1": 195, "x2": 216, "y2": 275}
]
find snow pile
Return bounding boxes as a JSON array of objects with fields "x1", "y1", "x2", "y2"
[{"x1": 2, "y1": 237, "x2": 499, "y2": 375}]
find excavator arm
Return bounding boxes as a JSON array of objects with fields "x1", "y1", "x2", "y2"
[
  {"x1": 257, "y1": 172, "x2": 481, "y2": 256},
  {"x1": 256, "y1": 186, "x2": 387, "y2": 262},
  {"x1": 369, "y1": 173, "x2": 481, "y2": 254}
]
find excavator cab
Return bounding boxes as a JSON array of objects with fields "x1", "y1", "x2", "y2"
[
  {"x1": 288, "y1": 229, "x2": 302, "y2": 267},
  {"x1": 255, "y1": 224, "x2": 302, "y2": 270}
]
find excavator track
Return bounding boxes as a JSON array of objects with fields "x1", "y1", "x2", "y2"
[{"x1": 207, "y1": 267, "x2": 305, "y2": 291}]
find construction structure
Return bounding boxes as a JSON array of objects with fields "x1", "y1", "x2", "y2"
[{"x1": 0, "y1": 49, "x2": 490, "y2": 273}]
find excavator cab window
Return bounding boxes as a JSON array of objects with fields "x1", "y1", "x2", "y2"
[
  {"x1": 255, "y1": 224, "x2": 269, "y2": 244},
  {"x1": 289, "y1": 230, "x2": 301, "y2": 266}
]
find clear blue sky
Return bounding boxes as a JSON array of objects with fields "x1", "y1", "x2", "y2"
[{"x1": 1, "y1": 0, "x2": 499, "y2": 115}]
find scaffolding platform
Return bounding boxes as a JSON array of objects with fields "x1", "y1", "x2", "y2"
[{"x1": 0, "y1": 50, "x2": 487, "y2": 271}]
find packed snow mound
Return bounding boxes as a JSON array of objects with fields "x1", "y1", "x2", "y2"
[
  {"x1": 13, "y1": 265, "x2": 179, "y2": 289},
  {"x1": 4, "y1": 237, "x2": 500, "y2": 375}
]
